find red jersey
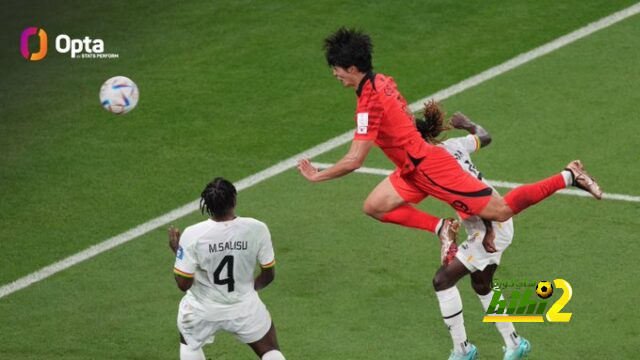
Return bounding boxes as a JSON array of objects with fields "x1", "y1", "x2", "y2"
[
  {"x1": 353, "y1": 72, "x2": 431, "y2": 173},
  {"x1": 352, "y1": 72, "x2": 493, "y2": 217}
]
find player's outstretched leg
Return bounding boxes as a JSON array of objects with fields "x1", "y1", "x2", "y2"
[
  {"x1": 364, "y1": 177, "x2": 461, "y2": 263},
  {"x1": 564, "y1": 160, "x2": 603, "y2": 199},
  {"x1": 378, "y1": 204, "x2": 443, "y2": 233},
  {"x1": 479, "y1": 160, "x2": 602, "y2": 222},
  {"x1": 470, "y1": 265, "x2": 531, "y2": 360},
  {"x1": 365, "y1": 176, "x2": 443, "y2": 232},
  {"x1": 380, "y1": 206, "x2": 459, "y2": 264},
  {"x1": 248, "y1": 323, "x2": 285, "y2": 360},
  {"x1": 433, "y1": 260, "x2": 477, "y2": 360}
]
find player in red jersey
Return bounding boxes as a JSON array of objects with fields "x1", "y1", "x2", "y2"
[{"x1": 297, "y1": 28, "x2": 602, "y2": 263}]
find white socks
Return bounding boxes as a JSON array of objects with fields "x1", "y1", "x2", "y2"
[
  {"x1": 180, "y1": 343, "x2": 205, "y2": 360},
  {"x1": 262, "y1": 349, "x2": 286, "y2": 360},
  {"x1": 436, "y1": 286, "x2": 471, "y2": 354},
  {"x1": 478, "y1": 291, "x2": 520, "y2": 349},
  {"x1": 561, "y1": 170, "x2": 573, "y2": 187}
]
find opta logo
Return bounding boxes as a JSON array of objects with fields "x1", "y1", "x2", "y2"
[
  {"x1": 55, "y1": 34, "x2": 104, "y2": 58},
  {"x1": 20, "y1": 27, "x2": 118, "y2": 60},
  {"x1": 20, "y1": 27, "x2": 48, "y2": 61}
]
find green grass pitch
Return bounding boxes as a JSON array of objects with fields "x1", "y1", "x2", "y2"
[{"x1": 1, "y1": 1, "x2": 639, "y2": 359}]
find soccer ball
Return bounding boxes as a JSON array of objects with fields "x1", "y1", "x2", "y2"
[
  {"x1": 99, "y1": 76, "x2": 139, "y2": 114},
  {"x1": 536, "y1": 281, "x2": 554, "y2": 299}
]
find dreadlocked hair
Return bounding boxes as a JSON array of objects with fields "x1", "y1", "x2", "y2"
[
  {"x1": 200, "y1": 177, "x2": 237, "y2": 218},
  {"x1": 416, "y1": 99, "x2": 450, "y2": 144}
]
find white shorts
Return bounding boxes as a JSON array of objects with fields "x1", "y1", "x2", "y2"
[
  {"x1": 455, "y1": 216, "x2": 514, "y2": 272},
  {"x1": 177, "y1": 292, "x2": 272, "y2": 350}
]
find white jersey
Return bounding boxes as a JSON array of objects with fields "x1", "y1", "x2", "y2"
[
  {"x1": 440, "y1": 134, "x2": 514, "y2": 271},
  {"x1": 173, "y1": 217, "x2": 275, "y2": 320},
  {"x1": 440, "y1": 134, "x2": 483, "y2": 182},
  {"x1": 440, "y1": 134, "x2": 493, "y2": 229}
]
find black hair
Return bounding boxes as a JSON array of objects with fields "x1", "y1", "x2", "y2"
[
  {"x1": 324, "y1": 27, "x2": 373, "y2": 73},
  {"x1": 200, "y1": 177, "x2": 237, "y2": 218}
]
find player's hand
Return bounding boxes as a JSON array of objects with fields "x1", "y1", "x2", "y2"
[
  {"x1": 450, "y1": 112, "x2": 473, "y2": 130},
  {"x1": 168, "y1": 226, "x2": 181, "y2": 254},
  {"x1": 482, "y1": 225, "x2": 497, "y2": 253},
  {"x1": 297, "y1": 158, "x2": 319, "y2": 182}
]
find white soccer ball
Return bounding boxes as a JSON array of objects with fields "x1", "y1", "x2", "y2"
[{"x1": 99, "y1": 76, "x2": 139, "y2": 114}]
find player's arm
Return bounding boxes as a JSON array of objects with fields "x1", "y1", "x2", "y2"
[
  {"x1": 255, "y1": 223, "x2": 277, "y2": 290},
  {"x1": 481, "y1": 219, "x2": 497, "y2": 253},
  {"x1": 450, "y1": 112, "x2": 492, "y2": 147},
  {"x1": 169, "y1": 226, "x2": 194, "y2": 292},
  {"x1": 297, "y1": 139, "x2": 374, "y2": 182},
  {"x1": 174, "y1": 273, "x2": 194, "y2": 292},
  {"x1": 254, "y1": 266, "x2": 275, "y2": 291}
]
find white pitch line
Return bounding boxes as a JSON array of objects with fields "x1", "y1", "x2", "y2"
[
  {"x1": 2, "y1": 3, "x2": 639, "y2": 299},
  {"x1": 313, "y1": 162, "x2": 640, "y2": 203},
  {"x1": 408, "y1": 2, "x2": 640, "y2": 111},
  {"x1": 0, "y1": 132, "x2": 352, "y2": 299}
]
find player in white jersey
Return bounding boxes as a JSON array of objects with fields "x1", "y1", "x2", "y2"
[
  {"x1": 416, "y1": 102, "x2": 530, "y2": 360},
  {"x1": 168, "y1": 177, "x2": 285, "y2": 360}
]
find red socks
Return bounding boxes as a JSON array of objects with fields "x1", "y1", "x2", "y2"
[
  {"x1": 503, "y1": 173, "x2": 566, "y2": 215},
  {"x1": 380, "y1": 204, "x2": 441, "y2": 233}
]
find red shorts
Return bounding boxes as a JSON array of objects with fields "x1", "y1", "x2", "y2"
[{"x1": 389, "y1": 146, "x2": 492, "y2": 218}]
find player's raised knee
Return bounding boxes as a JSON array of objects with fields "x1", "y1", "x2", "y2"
[
  {"x1": 489, "y1": 203, "x2": 513, "y2": 222},
  {"x1": 432, "y1": 271, "x2": 451, "y2": 291},
  {"x1": 493, "y1": 211, "x2": 512, "y2": 223},
  {"x1": 362, "y1": 200, "x2": 381, "y2": 218},
  {"x1": 481, "y1": 195, "x2": 514, "y2": 222},
  {"x1": 262, "y1": 349, "x2": 285, "y2": 360}
]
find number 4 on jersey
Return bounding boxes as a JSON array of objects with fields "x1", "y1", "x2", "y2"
[{"x1": 213, "y1": 255, "x2": 235, "y2": 292}]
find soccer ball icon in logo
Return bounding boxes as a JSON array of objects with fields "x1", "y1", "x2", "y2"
[
  {"x1": 99, "y1": 76, "x2": 139, "y2": 114},
  {"x1": 536, "y1": 281, "x2": 554, "y2": 299}
]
